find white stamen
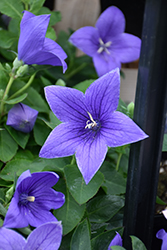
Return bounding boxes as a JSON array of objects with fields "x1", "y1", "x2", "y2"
[
  {"x1": 97, "y1": 38, "x2": 112, "y2": 55},
  {"x1": 26, "y1": 196, "x2": 35, "y2": 202},
  {"x1": 85, "y1": 112, "x2": 97, "y2": 129}
]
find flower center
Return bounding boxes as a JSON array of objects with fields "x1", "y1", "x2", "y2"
[
  {"x1": 85, "y1": 112, "x2": 100, "y2": 131},
  {"x1": 97, "y1": 38, "x2": 112, "y2": 55},
  {"x1": 19, "y1": 193, "x2": 35, "y2": 205}
]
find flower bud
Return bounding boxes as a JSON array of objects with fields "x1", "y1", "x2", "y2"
[
  {"x1": 127, "y1": 102, "x2": 134, "y2": 119},
  {"x1": 15, "y1": 64, "x2": 29, "y2": 78},
  {"x1": 55, "y1": 79, "x2": 66, "y2": 86}
]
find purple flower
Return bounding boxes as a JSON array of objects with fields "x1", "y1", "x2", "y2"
[
  {"x1": 108, "y1": 232, "x2": 122, "y2": 249},
  {"x1": 18, "y1": 11, "x2": 67, "y2": 72},
  {"x1": 39, "y1": 68, "x2": 148, "y2": 184},
  {"x1": 156, "y1": 229, "x2": 167, "y2": 250},
  {"x1": 6, "y1": 103, "x2": 38, "y2": 133},
  {"x1": 0, "y1": 221, "x2": 62, "y2": 250},
  {"x1": 69, "y1": 6, "x2": 141, "y2": 76},
  {"x1": 3, "y1": 170, "x2": 65, "y2": 228}
]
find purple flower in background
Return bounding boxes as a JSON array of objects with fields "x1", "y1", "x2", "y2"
[
  {"x1": 69, "y1": 6, "x2": 141, "y2": 76},
  {"x1": 6, "y1": 103, "x2": 38, "y2": 133},
  {"x1": 3, "y1": 170, "x2": 65, "y2": 228},
  {"x1": 0, "y1": 221, "x2": 62, "y2": 250},
  {"x1": 39, "y1": 68, "x2": 148, "y2": 184},
  {"x1": 108, "y1": 232, "x2": 122, "y2": 249},
  {"x1": 18, "y1": 11, "x2": 67, "y2": 72},
  {"x1": 156, "y1": 229, "x2": 167, "y2": 250}
]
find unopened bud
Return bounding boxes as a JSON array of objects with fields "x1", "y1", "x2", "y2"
[
  {"x1": 13, "y1": 57, "x2": 23, "y2": 71},
  {"x1": 15, "y1": 64, "x2": 29, "y2": 78},
  {"x1": 127, "y1": 102, "x2": 134, "y2": 119},
  {"x1": 55, "y1": 79, "x2": 66, "y2": 86}
]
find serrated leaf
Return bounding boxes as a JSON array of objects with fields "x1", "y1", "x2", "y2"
[
  {"x1": 0, "y1": 129, "x2": 18, "y2": 162},
  {"x1": 100, "y1": 162, "x2": 126, "y2": 195},
  {"x1": 33, "y1": 118, "x2": 51, "y2": 146},
  {"x1": 54, "y1": 180, "x2": 86, "y2": 235},
  {"x1": 64, "y1": 164, "x2": 104, "y2": 204},
  {"x1": 130, "y1": 236, "x2": 147, "y2": 250},
  {"x1": 71, "y1": 219, "x2": 91, "y2": 250},
  {"x1": 5, "y1": 125, "x2": 30, "y2": 149},
  {"x1": 87, "y1": 195, "x2": 124, "y2": 223},
  {"x1": 0, "y1": 0, "x2": 23, "y2": 20},
  {"x1": 5, "y1": 93, "x2": 28, "y2": 104}
]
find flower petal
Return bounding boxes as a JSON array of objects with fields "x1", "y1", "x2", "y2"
[
  {"x1": 85, "y1": 68, "x2": 120, "y2": 118},
  {"x1": 76, "y1": 133, "x2": 107, "y2": 184},
  {"x1": 156, "y1": 229, "x2": 167, "y2": 250},
  {"x1": 18, "y1": 11, "x2": 50, "y2": 62},
  {"x1": 101, "y1": 111, "x2": 148, "y2": 147},
  {"x1": 24, "y1": 38, "x2": 67, "y2": 72},
  {"x1": 16, "y1": 169, "x2": 31, "y2": 189},
  {"x1": 110, "y1": 33, "x2": 141, "y2": 63},
  {"x1": 0, "y1": 227, "x2": 26, "y2": 249},
  {"x1": 96, "y1": 6, "x2": 125, "y2": 41},
  {"x1": 3, "y1": 193, "x2": 29, "y2": 228},
  {"x1": 25, "y1": 221, "x2": 62, "y2": 250},
  {"x1": 69, "y1": 26, "x2": 99, "y2": 56},
  {"x1": 108, "y1": 232, "x2": 122, "y2": 249},
  {"x1": 93, "y1": 53, "x2": 121, "y2": 77},
  {"x1": 44, "y1": 85, "x2": 87, "y2": 123},
  {"x1": 39, "y1": 123, "x2": 83, "y2": 158}
]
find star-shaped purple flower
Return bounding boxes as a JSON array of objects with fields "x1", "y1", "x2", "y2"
[
  {"x1": 156, "y1": 229, "x2": 167, "y2": 250},
  {"x1": 3, "y1": 170, "x2": 65, "y2": 228},
  {"x1": 39, "y1": 68, "x2": 148, "y2": 184},
  {"x1": 0, "y1": 221, "x2": 62, "y2": 250},
  {"x1": 69, "y1": 6, "x2": 141, "y2": 76},
  {"x1": 18, "y1": 11, "x2": 67, "y2": 72},
  {"x1": 108, "y1": 232, "x2": 122, "y2": 249},
  {"x1": 6, "y1": 103, "x2": 38, "y2": 133}
]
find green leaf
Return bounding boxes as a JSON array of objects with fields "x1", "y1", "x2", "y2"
[
  {"x1": 130, "y1": 236, "x2": 147, "y2": 250},
  {"x1": 50, "y1": 11, "x2": 61, "y2": 26},
  {"x1": 64, "y1": 164, "x2": 104, "y2": 204},
  {"x1": 46, "y1": 26, "x2": 56, "y2": 41},
  {"x1": 110, "y1": 247, "x2": 126, "y2": 250},
  {"x1": 74, "y1": 79, "x2": 95, "y2": 93},
  {"x1": 0, "y1": 129, "x2": 18, "y2": 162},
  {"x1": 162, "y1": 134, "x2": 167, "y2": 151},
  {"x1": 5, "y1": 125, "x2": 30, "y2": 149},
  {"x1": 156, "y1": 196, "x2": 167, "y2": 205},
  {"x1": 100, "y1": 162, "x2": 126, "y2": 195},
  {"x1": 71, "y1": 219, "x2": 91, "y2": 250},
  {"x1": 0, "y1": 203, "x2": 7, "y2": 217},
  {"x1": 87, "y1": 195, "x2": 124, "y2": 223},
  {"x1": 0, "y1": 30, "x2": 18, "y2": 49},
  {"x1": 54, "y1": 180, "x2": 86, "y2": 235},
  {"x1": 43, "y1": 111, "x2": 61, "y2": 129},
  {"x1": 29, "y1": 0, "x2": 45, "y2": 14},
  {"x1": 91, "y1": 228, "x2": 123, "y2": 250},
  {"x1": 33, "y1": 119, "x2": 51, "y2": 146},
  {"x1": 5, "y1": 93, "x2": 28, "y2": 104},
  {"x1": 0, "y1": 0, "x2": 23, "y2": 20}
]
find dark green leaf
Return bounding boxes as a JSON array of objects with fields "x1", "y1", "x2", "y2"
[
  {"x1": 0, "y1": 0, "x2": 23, "y2": 20},
  {"x1": 74, "y1": 79, "x2": 95, "y2": 93},
  {"x1": 130, "y1": 235, "x2": 147, "y2": 250},
  {"x1": 5, "y1": 125, "x2": 30, "y2": 149},
  {"x1": 33, "y1": 119, "x2": 51, "y2": 146},
  {"x1": 5, "y1": 93, "x2": 28, "y2": 104},
  {"x1": 156, "y1": 196, "x2": 167, "y2": 205},
  {"x1": 162, "y1": 134, "x2": 167, "y2": 152},
  {"x1": 0, "y1": 30, "x2": 18, "y2": 49},
  {"x1": 0, "y1": 129, "x2": 18, "y2": 162},
  {"x1": 64, "y1": 164, "x2": 104, "y2": 204},
  {"x1": 29, "y1": 0, "x2": 45, "y2": 14},
  {"x1": 71, "y1": 219, "x2": 91, "y2": 250},
  {"x1": 110, "y1": 247, "x2": 126, "y2": 250},
  {"x1": 0, "y1": 203, "x2": 7, "y2": 217},
  {"x1": 87, "y1": 195, "x2": 124, "y2": 223}
]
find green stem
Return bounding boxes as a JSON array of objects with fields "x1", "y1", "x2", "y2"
[
  {"x1": 8, "y1": 73, "x2": 36, "y2": 100},
  {"x1": 65, "y1": 63, "x2": 87, "y2": 79},
  {"x1": 0, "y1": 75, "x2": 15, "y2": 116},
  {"x1": 116, "y1": 152, "x2": 123, "y2": 171}
]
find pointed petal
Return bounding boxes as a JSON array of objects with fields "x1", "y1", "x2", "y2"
[
  {"x1": 16, "y1": 169, "x2": 31, "y2": 189},
  {"x1": 44, "y1": 85, "x2": 87, "y2": 122},
  {"x1": 3, "y1": 194, "x2": 29, "y2": 228},
  {"x1": 85, "y1": 69, "x2": 120, "y2": 118},
  {"x1": 108, "y1": 232, "x2": 122, "y2": 249},
  {"x1": 25, "y1": 222, "x2": 62, "y2": 250},
  {"x1": 18, "y1": 12, "x2": 50, "y2": 62},
  {"x1": 69, "y1": 26, "x2": 99, "y2": 56},
  {"x1": 76, "y1": 133, "x2": 107, "y2": 184},
  {"x1": 93, "y1": 53, "x2": 121, "y2": 76},
  {"x1": 0, "y1": 227, "x2": 26, "y2": 249},
  {"x1": 101, "y1": 111, "x2": 148, "y2": 147},
  {"x1": 96, "y1": 6, "x2": 125, "y2": 41},
  {"x1": 110, "y1": 33, "x2": 141, "y2": 63},
  {"x1": 24, "y1": 38, "x2": 67, "y2": 72},
  {"x1": 39, "y1": 123, "x2": 84, "y2": 158},
  {"x1": 17, "y1": 171, "x2": 59, "y2": 193}
]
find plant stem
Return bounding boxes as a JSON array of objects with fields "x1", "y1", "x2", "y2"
[
  {"x1": 116, "y1": 152, "x2": 123, "y2": 171},
  {"x1": 65, "y1": 63, "x2": 87, "y2": 79},
  {"x1": 8, "y1": 73, "x2": 36, "y2": 100},
  {"x1": 0, "y1": 75, "x2": 15, "y2": 116}
]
